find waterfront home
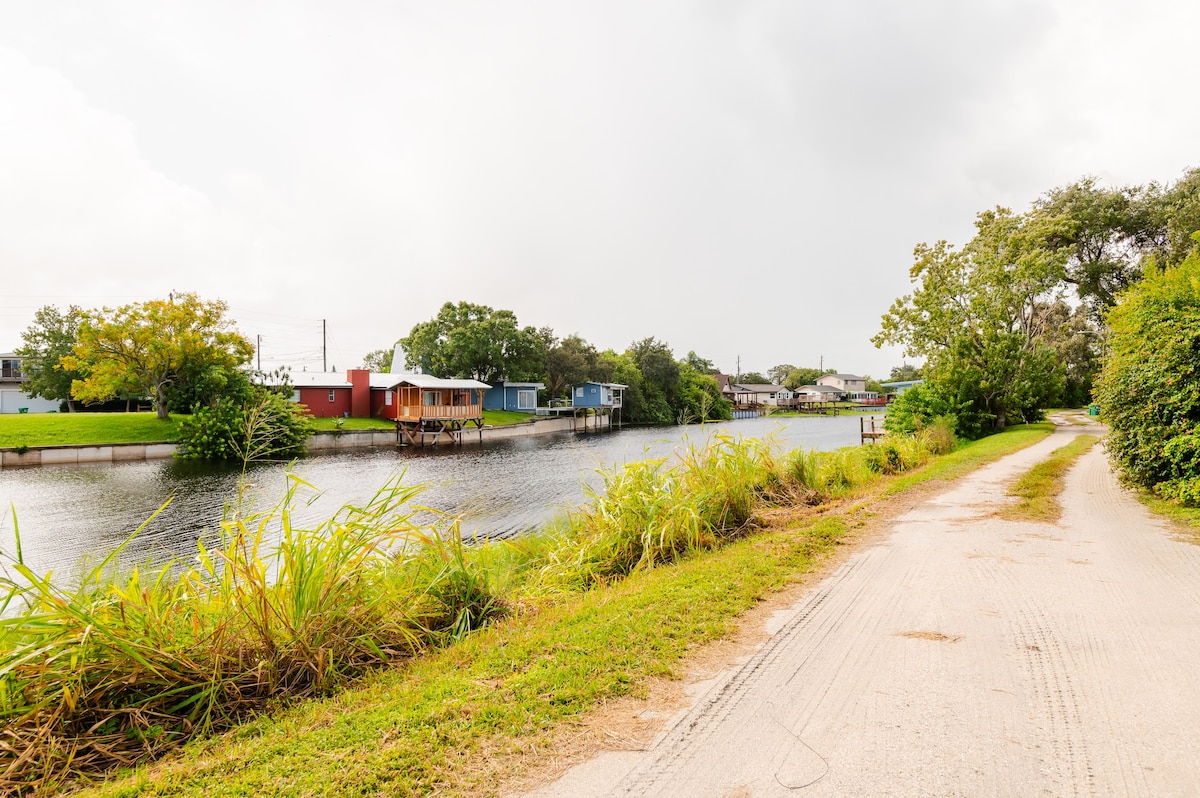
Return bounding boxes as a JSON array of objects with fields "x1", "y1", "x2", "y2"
[
  {"x1": 880, "y1": 379, "x2": 923, "y2": 397},
  {"x1": 0, "y1": 351, "x2": 61, "y2": 414},
  {"x1": 571, "y1": 381, "x2": 625, "y2": 409},
  {"x1": 816, "y1": 373, "x2": 865, "y2": 397},
  {"x1": 795, "y1": 384, "x2": 843, "y2": 403},
  {"x1": 483, "y1": 381, "x2": 545, "y2": 412},
  {"x1": 278, "y1": 371, "x2": 354, "y2": 418},
  {"x1": 733, "y1": 383, "x2": 788, "y2": 406}
]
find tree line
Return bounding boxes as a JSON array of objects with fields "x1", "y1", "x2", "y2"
[
  {"x1": 360, "y1": 301, "x2": 733, "y2": 425},
  {"x1": 875, "y1": 167, "x2": 1200, "y2": 440}
]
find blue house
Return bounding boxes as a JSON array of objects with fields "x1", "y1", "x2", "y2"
[
  {"x1": 483, "y1": 381, "x2": 545, "y2": 412},
  {"x1": 571, "y1": 381, "x2": 625, "y2": 409}
]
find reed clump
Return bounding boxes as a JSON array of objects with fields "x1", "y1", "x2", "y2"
[
  {"x1": 536, "y1": 430, "x2": 949, "y2": 588},
  {"x1": 0, "y1": 473, "x2": 500, "y2": 795}
]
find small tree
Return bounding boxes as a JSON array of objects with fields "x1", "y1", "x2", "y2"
[
  {"x1": 62, "y1": 294, "x2": 254, "y2": 420},
  {"x1": 15, "y1": 305, "x2": 83, "y2": 411}
]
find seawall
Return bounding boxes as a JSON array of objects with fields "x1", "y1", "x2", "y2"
[{"x1": 0, "y1": 415, "x2": 608, "y2": 469}]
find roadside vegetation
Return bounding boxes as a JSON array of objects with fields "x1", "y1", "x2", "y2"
[
  {"x1": 1003, "y1": 433, "x2": 1101, "y2": 521},
  {"x1": 1096, "y1": 249, "x2": 1200, "y2": 506},
  {"x1": 0, "y1": 421, "x2": 1058, "y2": 796}
]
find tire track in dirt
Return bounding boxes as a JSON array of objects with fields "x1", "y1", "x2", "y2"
[{"x1": 523, "y1": 425, "x2": 1200, "y2": 797}]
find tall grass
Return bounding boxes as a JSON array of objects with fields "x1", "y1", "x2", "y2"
[
  {"x1": 535, "y1": 430, "x2": 950, "y2": 589},
  {"x1": 0, "y1": 428, "x2": 952, "y2": 793},
  {"x1": 0, "y1": 473, "x2": 499, "y2": 794}
]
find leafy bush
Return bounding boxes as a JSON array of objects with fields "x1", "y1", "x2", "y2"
[
  {"x1": 178, "y1": 386, "x2": 315, "y2": 461},
  {"x1": 1097, "y1": 251, "x2": 1200, "y2": 502},
  {"x1": 885, "y1": 383, "x2": 985, "y2": 440}
]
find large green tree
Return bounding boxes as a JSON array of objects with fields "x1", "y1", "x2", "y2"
[
  {"x1": 398, "y1": 302, "x2": 545, "y2": 383},
  {"x1": 677, "y1": 364, "x2": 731, "y2": 423},
  {"x1": 543, "y1": 332, "x2": 600, "y2": 399},
  {"x1": 62, "y1": 294, "x2": 254, "y2": 420},
  {"x1": 628, "y1": 337, "x2": 679, "y2": 424},
  {"x1": 887, "y1": 364, "x2": 923, "y2": 383},
  {"x1": 15, "y1": 304, "x2": 83, "y2": 411},
  {"x1": 1095, "y1": 250, "x2": 1200, "y2": 503},
  {"x1": 874, "y1": 208, "x2": 1066, "y2": 435},
  {"x1": 783, "y1": 367, "x2": 825, "y2": 389},
  {"x1": 1032, "y1": 176, "x2": 1163, "y2": 314},
  {"x1": 360, "y1": 348, "x2": 394, "y2": 372}
]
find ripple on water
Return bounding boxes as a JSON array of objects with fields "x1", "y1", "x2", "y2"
[{"x1": 0, "y1": 415, "x2": 866, "y2": 577}]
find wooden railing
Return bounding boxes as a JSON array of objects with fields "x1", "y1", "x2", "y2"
[{"x1": 396, "y1": 403, "x2": 483, "y2": 421}]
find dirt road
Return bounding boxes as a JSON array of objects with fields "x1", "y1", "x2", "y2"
[{"x1": 526, "y1": 421, "x2": 1200, "y2": 796}]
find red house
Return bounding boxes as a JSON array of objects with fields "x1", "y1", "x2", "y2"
[{"x1": 286, "y1": 372, "x2": 353, "y2": 418}]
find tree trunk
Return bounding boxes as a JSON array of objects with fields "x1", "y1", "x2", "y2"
[
  {"x1": 156, "y1": 384, "x2": 170, "y2": 420},
  {"x1": 66, "y1": 399, "x2": 76, "y2": 412}
]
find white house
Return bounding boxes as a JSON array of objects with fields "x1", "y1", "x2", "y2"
[
  {"x1": 0, "y1": 352, "x2": 61, "y2": 414},
  {"x1": 795, "y1": 384, "x2": 842, "y2": 403},
  {"x1": 816, "y1": 373, "x2": 865, "y2": 395}
]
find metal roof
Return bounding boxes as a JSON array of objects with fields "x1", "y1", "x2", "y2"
[
  {"x1": 257, "y1": 371, "x2": 351, "y2": 389},
  {"x1": 369, "y1": 372, "x2": 492, "y2": 390}
]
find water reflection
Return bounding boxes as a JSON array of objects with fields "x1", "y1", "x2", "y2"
[{"x1": 0, "y1": 415, "x2": 865, "y2": 578}]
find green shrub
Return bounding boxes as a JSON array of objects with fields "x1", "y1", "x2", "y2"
[
  {"x1": 178, "y1": 387, "x2": 315, "y2": 461},
  {"x1": 1096, "y1": 250, "x2": 1200, "y2": 502}
]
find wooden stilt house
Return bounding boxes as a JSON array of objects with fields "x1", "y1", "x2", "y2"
[{"x1": 368, "y1": 372, "x2": 491, "y2": 446}]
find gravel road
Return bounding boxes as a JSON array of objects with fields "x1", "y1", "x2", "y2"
[{"x1": 526, "y1": 421, "x2": 1200, "y2": 797}]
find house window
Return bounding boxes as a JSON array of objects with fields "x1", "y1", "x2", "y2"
[
  {"x1": 575, "y1": 387, "x2": 583, "y2": 398},
  {"x1": 328, "y1": 390, "x2": 336, "y2": 402},
  {"x1": 423, "y1": 391, "x2": 440, "y2": 406},
  {"x1": 385, "y1": 391, "x2": 393, "y2": 406},
  {"x1": 517, "y1": 389, "x2": 536, "y2": 410}
]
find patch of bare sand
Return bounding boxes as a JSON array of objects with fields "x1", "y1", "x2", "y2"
[{"x1": 495, "y1": 479, "x2": 951, "y2": 798}]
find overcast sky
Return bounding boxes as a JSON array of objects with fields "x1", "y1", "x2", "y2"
[{"x1": 1, "y1": 1, "x2": 1197, "y2": 380}]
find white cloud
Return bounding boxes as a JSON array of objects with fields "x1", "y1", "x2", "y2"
[{"x1": 1, "y1": 1, "x2": 1197, "y2": 378}]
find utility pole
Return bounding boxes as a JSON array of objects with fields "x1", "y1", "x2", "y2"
[
  {"x1": 820, "y1": 354, "x2": 824, "y2": 372},
  {"x1": 736, "y1": 355, "x2": 741, "y2": 381},
  {"x1": 257, "y1": 334, "x2": 262, "y2": 371},
  {"x1": 322, "y1": 319, "x2": 327, "y2": 372}
]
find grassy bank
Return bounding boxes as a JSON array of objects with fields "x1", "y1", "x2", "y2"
[
  {"x1": 0, "y1": 413, "x2": 185, "y2": 448},
  {"x1": 0, "y1": 409, "x2": 538, "y2": 449},
  {"x1": 1003, "y1": 433, "x2": 1101, "y2": 521},
  {"x1": 1, "y1": 423, "x2": 1053, "y2": 796}
]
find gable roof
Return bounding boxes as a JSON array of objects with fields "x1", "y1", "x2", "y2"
[
  {"x1": 256, "y1": 371, "x2": 351, "y2": 389},
  {"x1": 732, "y1": 383, "x2": 786, "y2": 393}
]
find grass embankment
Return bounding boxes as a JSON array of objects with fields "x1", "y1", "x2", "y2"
[
  {"x1": 0, "y1": 414, "x2": 184, "y2": 448},
  {"x1": 0, "y1": 423, "x2": 1053, "y2": 796},
  {"x1": 1003, "y1": 433, "x2": 1101, "y2": 521},
  {"x1": 0, "y1": 410, "x2": 536, "y2": 449},
  {"x1": 308, "y1": 410, "x2": 534, "y2": 432}
]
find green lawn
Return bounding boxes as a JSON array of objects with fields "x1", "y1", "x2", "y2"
[
  {"x1": 0, "y1": 412, "x2": 185, "y2": 448},
  {"x1": 1, "y1": 409, "x2": 537, "y2": 448}
]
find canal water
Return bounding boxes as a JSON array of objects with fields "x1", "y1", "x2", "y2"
[{"x1": 0, "y1": 415, "x2": 866, "y2": 579}]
